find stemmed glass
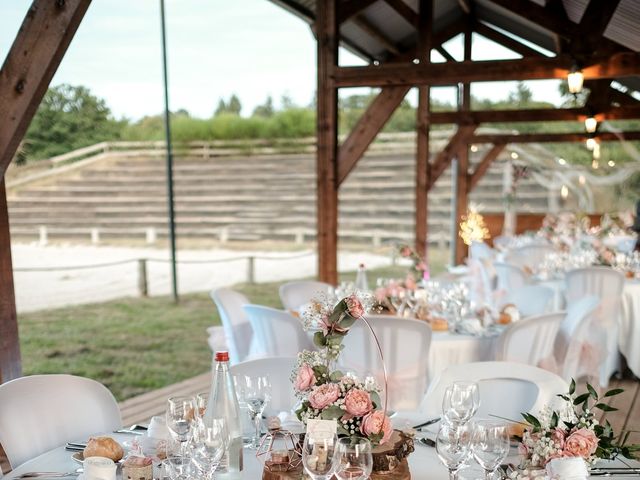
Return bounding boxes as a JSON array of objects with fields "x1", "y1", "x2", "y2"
[
  {"x1": 334, "y1": 437, "x2": 373, "y2": 480},
  {"x1": 442, "y1": 382, "x2": 480, "y2": 426},
  {"x1": 195, "y1": 392, "x2": 209, "y2": 419},
  {"x1": 471, "y1": 420, "x2": 510, "y2": 480},
  {"x1": 302, "y1": 431, "x2": 338, "y2": 480},
  {"x1": 166, "y1": 396, "x2": 196, "y2": 457},
  {"x1": 238, "y1": 375, "x2": 271, "y2": 448},
  {"x1": 190, "y1": 417, "x2": 229, "y2": 480},
  {"x1": 164, "y1": 456, "x2": 191, "y2": 480},
  {"x1": 436, "y1": 423, "x2": 471, "y2": 480}
]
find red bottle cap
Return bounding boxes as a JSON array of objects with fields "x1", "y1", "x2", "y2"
[{"x1": 215, "y1": 351, "x2": 229, "y2": 362}]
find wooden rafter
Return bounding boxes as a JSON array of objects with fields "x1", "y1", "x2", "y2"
[
  {"x1": 333, "y1": 52, "x2": 640, "y2": 87},
  {"x1": 427, "y1": 125, "x2": 476, "y2": 190},
  {"x1": 338, "y1": 0, "x2": 377, "y2": 23},
  {"x1": 429, "y1": 105, "x2": 640, "y2": 124},
  {"x1": 469, "y1": 144, "x2": 505, "y2": 190},
  {"x1": 472, "y1": 131, "x2": 640, "y2": 144},
  {"x1": 337, "y1": 86, "x2": 410, "y2": 185},
  {"x1": 436, "y1": 46, "x2": 456, "y2": 62},
  {"x1": 579, "y1": 0, "x2": 622, "y2": 45},
  {"x1": 384, "y1": 0, "x2": 418, "y2": 27},
  {"x1": 0, "y1": 0, "x2": 92, "y2": 178},
  {"x1": 353, "y1": 16, "x2": 401, "y2": 56},
  {"x1": 474, "y1": 22, "x2": 544, "y2": 58}
]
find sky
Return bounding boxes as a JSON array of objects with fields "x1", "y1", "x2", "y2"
[{"x1": 0, "y1": 0, "x2": 564, "y2": 121}]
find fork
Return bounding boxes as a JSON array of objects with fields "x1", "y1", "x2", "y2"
[{"x1": 15, "y1": 472, "x2": 79, "y2": 478}]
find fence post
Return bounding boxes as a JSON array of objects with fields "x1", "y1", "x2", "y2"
[
  {"x1": 138, "y1": 258, "x2": 148, "y2": 297},
  {"x1": 146, "y1": 227, "x2": 157, "y2": 244},
  {"x1": 38, "y1": 226, "x2": 48, "y2": 246},
  {"x1": 246, "y1": 256, "x2": 255, "y2": 284},
  {"x1": 91, "y1": 228, "x2": 100, "y2": 244}
]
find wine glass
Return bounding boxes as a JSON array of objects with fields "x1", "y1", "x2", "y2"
[
  {"x1": 164, "y1": 456, "x2": 191, "y2": 480},
  {"x1": 471, "y1": 420, "x2": 510, "y2": 480},
  {"x1": 334, "y1": 437, "x2": 373, "y2": 480},
  {"x1": 195, "y1": 392, "x2": 209, "y2": 419},
  {"x1": 442, "y1": 382, "x2": 480, "y2": 426},
  {"x1": 166, "y1": 396, "x2": 196, "y2": 457},
  {"x1": 238, "y1": 375, "x2": 271, "y2": 448},
  {"x1": 191, "y1": 417, "x2": 229, "y2": 480},
  {"x1": 436, "y1": 423, "x2": 471, "y2": 480},
  {"x1": 302, "y1": 431, "x2": 338, "y2": 480}
]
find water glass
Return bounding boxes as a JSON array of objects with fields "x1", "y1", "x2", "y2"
[
  {"x1": 302, "y1": 431, "x2": 338, "y2": 480},
  {"x1": 237, "y1": 375, "x2": 271, "y2": 448},
  {"x1": 471, "y1": 420, "x2": 510, "y2": 480},
  {"x1": 195, "y1": 392, "x2": 209, "y2": 419},
  {"x1": 166, "y1": 396, "x2": 196, "y2": 456},
  {"x1": 436, "y1": 423, "x2": 471, "y2": 480},
  {"x1": 442, "y1": 382, "x2": 480, "y2": 426},
  {"x1": 191, "y1": 417, "x2": 229, "y2": 480},
  {"x1": 164, "y1": 456, "x2": 191, "y2": 480},
  {"x1": 334, "y1": 437, "x2": 373, "y2": 480}
]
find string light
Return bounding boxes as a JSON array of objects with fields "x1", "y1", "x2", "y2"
[
  {"x1": 459, "y1": 205, "x2": 490, "y2": 246},
  {"x1": 586, "y1": 137, "x2": 597, "y2": 150},
  {"x1": 510, "y1": 151, "x2": 519, "y2": 159},
  {"x1": 608, "y1": 160, "x2": 615, "y2": 167},
  {"x1": 579, "y1": 175, "x2": 586, "y2": 185},
  {"x1": 567, "y1": 65, "x2": 584, "y2": 94},
  {"x1": 592, "y1": 159, "x2": 599, "y2": 169},
  {"x1": 470, "y1": 144, "x2": 478, "y2": 152},
  {"x1": 592, "y1": 142, "x2": 601, "y2": 159},
  {"x1": 561, "y1": 185, "x2": 569, "y2": 199},
  {"x1": 558, "y1": 158, "x2": 567, "y2": 165},
  {"x1": 585, "y1": 116, "x2": 597, "y2": 133}
]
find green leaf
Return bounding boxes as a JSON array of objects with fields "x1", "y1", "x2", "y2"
[
  {"x1": 321, "y1": 405, "x2": 344, "y2": 420},
  {"x1": 587, "y1": 383, "x2": 599, "y2": 400},
  {"x1": 329, "y1": 370, "x2": 344, "y2": 382},
  {"x1": 594, "y1": 403, "x2": 618, "y2": 412},
  {"x1": 573, "y1": 393, "x2": 590, "y2": 405},
  {"x1": 313, "y1": 331, "x2": 327, "y2": 348},
  {"x1": 370, "y1": 391, "x2": 382, "y2": 409},
  {"x1": 550, "y1": 412, "x2": 559, "y2": 429},
  {"x1": 326, "y1": 334, "x2": 345, "y2": 346},
  {"x1": 522, "y1": 413, "x2": 541, "y2": 430},
  {"x1": 557, "y1": 394, "x2": 570, "y2": 401},
  {"x1": 604, "y1": 388, "x2": 624, "y2": 397},
  {"x1": 339, "y1": 315, "x2": 357, "y2": 329},
  {"x1": 569, "y1": 379, "x2": 576, "y2": 395}
]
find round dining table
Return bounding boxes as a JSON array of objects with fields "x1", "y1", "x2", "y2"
[{"x1": 6, "y1": 431, "x2": 639, "y2": 480}]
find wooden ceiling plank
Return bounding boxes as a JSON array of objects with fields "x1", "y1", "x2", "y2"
[
  {"x1": 384, "y1": 0, "x2": 419, "y2": 27},
  {"x1": 338, "y1": 0, "x2": 378, "y2": 23},
  {"x1": 353, "y1": 15, "x2": 401, "y2": 56}
]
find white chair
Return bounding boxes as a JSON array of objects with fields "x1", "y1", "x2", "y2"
[
  {"x1": 422, "y1": 362, "x2": 568, "y2": 421},
  {"x1": 565, "y1": 267, "x2": 625, "y2": 387},
  {"x1": 242, "y1": 305, "x2": 313, "y2": 357},
  {"x1": 492, "y1": 235, "x2": 511, "y2": 251},
  {"x1": 554, "y1": 295, "x2": 601, "y2": 385},
  {"x1": 279, "y1": 280, "x2": 332, "y2": 312},
  {"x1": 494, "y1": 262, "x2": 527, "y2": 291},
  {"x1": 495, "y1": 312, "x2": 565, "y2": 366},
  {"x1": 0, "y1": 374, "x2": 122, "y2": 468},
  {"x1": 501, "y1": 285, "x2": 554, "y2": 317},
  {"x1": 210, "y1": 288, "x2": 253, "y2": 364},
  {"x1": 230, "y1": 357, "x2": 298, "y2": 416},
  {"x1": 470, "y1": 241, "x2": 495, "y2": 261},
  {"x1": 506, "y1": 244, "x2": 555, "y2": 270},
  {"x1": 339, "y1": 315, "x2": 432, "y2": 412}
]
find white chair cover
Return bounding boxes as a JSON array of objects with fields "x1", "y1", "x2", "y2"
[
  {"x1": 494, "y1": 262, "x2": 527, "y2": 292},
  {"x1": 506, "y1": 244, "x2": 556, "y2": 270},
  {"x1": 495, "y1": 312, "x2": 565, "y2": 366},
  {"x1": 0, "y1": 374, "x2": 122, "y2": 468},
  {"x1": 422, "y1": 362, "x2": 568, "y2": 421},
  {"x1": 554, "y1": 296, "x2": 601, "y2": 385},
  {"x1": 230, "y1": 357, "x2": 298, "y2": 416},
  {"x1": 279, "y1": 281, "x2": 333, "y2": 312},
  {"x1": 467, "y1": 259, "x2": 495, "y2": 308},
  {"x1": 470, "y1": 241, "x2": 495, "y2": 261},
  {"x1": 339, "y1": 314, "x2": 432, "y2": 412},
  {"x1": 210, "y1": 288, "x2": 253, "y2": 364},
  {"x1": 242, "y1": 305, "x2": 313, "y2": 357},
  {"x1": 492, "y1": 235, "x2": 511, "y2": 251},
  {"x1": 565, "y1": 267, "x2": 625, "y2": 387},
  {"x1": 501, "y1": 285, "x2": 554, "y2": 317}
]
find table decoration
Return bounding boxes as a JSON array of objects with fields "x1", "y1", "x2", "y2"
[
  {"x1": 256, "y1": 418, "x2": 302, "y2": 474},
  {"x1": 294, "y1": 292, "x2": 414, "y2": 477},
  {"x1": 514, "y1": 380, "x2": 639, "y2": 476}
]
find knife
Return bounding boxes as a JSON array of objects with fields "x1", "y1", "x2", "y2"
[{"x1": 412, "y1": 417, "x2": 440, "y2": 430}]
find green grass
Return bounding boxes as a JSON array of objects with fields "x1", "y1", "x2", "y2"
[{"x1": 18, "y1": 262, "x2": 443, "y2": 402}]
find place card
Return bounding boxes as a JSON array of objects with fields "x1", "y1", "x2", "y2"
[{"x1": 306, "y1": 419, "x2": 337, "y2": 440}]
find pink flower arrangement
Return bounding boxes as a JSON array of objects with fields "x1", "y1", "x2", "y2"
[
  {"x1": 360, "y1": 410, "x2": 392, "y2": 444},
  {"x1": 308, "y1": 383, "x2": 341, "y2": 409},
  {"x1": 294, "y1": 363, "x2": 316, "y2": 392},
  {"x1": 564, "y1": 429, "x2": 599, "y2": 458},
  {"x1": 345, "y1": 294, "x2": 365, "y2": 319},
  {"x1": 343, "y1": 388, "x2": 373, "y2": 417}
]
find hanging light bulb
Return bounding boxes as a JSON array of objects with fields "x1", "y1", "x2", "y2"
[
  {"x1": 510, "y1": 151, "x2": 519, "y2": 159},
  {"x1": 567, "y1": 64, "x2": 584, "y2": 94},
  {"x1": 592, "y1": 141, "x2": 601, "y2": 159},
  {"x1": 558, "y1": 158, "x2": 567, "y2": 165},
  {"x1": 578, "y1": 175, "x2": 586, "y2": 185},
  {"x1": 592, "y1": 159, "x2": 599, "y2": 169},
  {"x1": 608, "y1": 160, "x2": 615, "y2": 167},
  {"x1": 584, "y1": 116, "x2": 597, "y2": 133},
  {"x1": 561, "y1": 185, "x2": 569, "y2": 199},
  {"x1": 586, "y1": 137, "x2": 597, "y2": 150},
  {"x1": 470, "y1": 144, "x2": 478, "y2": 153}
]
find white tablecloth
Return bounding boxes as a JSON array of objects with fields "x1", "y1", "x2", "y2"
[
  {"x1": 428, "y1": 331, "x2": 499, "y2": 383},
  {"x1": 619, "y1": 280, "x2": 640, "y2": 377},
  {"x1": 6, "y1": 432, "x2": 638, "y2": 480}
]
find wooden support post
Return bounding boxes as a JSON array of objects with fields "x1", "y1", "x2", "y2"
[
  {"x1": 469, "y1": 144, "x2": 506, "y2": 190},
  {"x1": 316, "y1": 0, "x2": 339, "y2": 284},
  {"x1": 415, "y1": 0, "x2": 432, "y2": 260},
  {"x1": 0, "y1": 179, "x2": 20, "y2": 383},
  {"x1": 427, "y1": 125, "x2": 476, "y2": 189},
  {"x1": 0, "y1": 0, "x2": 92, "y2": 177}
]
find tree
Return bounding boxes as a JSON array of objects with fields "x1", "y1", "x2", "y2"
[
  {"x1": 214, "y1": 99, "x2": 228, "y2": 116},
  {"x1": 509, "y1": 82, "x2": 533, "y2": 106},
  {"x1": 253, "y1": 96, "x2": 274, "y2": 117},
  {"x1": 227, "y1": 94, "x2": 242, "y2": 115},
  {"x1": 281, "y1": 93, "x2": 296, "y2": 110},
  {"x1": 25, "y1": 84, "x2": 124, "y2": 160}
]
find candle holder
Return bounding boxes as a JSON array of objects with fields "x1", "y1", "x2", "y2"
[{"x1": 256, "y1": 428, "x2": 302, "y2": 473}]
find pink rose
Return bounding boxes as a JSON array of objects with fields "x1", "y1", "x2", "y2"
[
  {"x1": 400, "y1": 246, "x2": 412, "y2": 258},
  {"x1": 343, "y1": 389, "x2": 373, "y2": 417},
  {"x1": 345, "y1": 294, "x2": 365, "y2": 318},
  {"x1": 308, "y1": 383, "x2": 340, "y2": 410},
  {"x1": 564, "y1": 428, "x2": 599, "y2": 459},
  {"x1": 551, "y1": 428, "x2": 566, "y2": 449},
  {"x1": 416, "y1": 261, "x2": 427, "y2": 272},
  {"x1": 294, "y1": 364, "x2": 316, "y2": 392},
  {"x1": 360, "y1": 410, "x2": 392, "y2": 444}
]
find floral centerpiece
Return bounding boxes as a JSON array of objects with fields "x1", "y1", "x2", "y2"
[
  {"x1": 292, "y1": 293, "x2": 394, "y2": 446},
  {"x1": 516, "y1": 380, "x2": 639, "y2": 472}
]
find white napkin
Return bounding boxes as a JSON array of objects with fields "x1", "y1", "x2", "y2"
[
  {"x1": 457, "y1": 318, "x2": 484, "y2": 336},
  {"x1": 546, "y1": 457, "x2": 589, "y2": 480},
  {"x1": 147, "y1": 415, "x2": 170, "y2": 440}
]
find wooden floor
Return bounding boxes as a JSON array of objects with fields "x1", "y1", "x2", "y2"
[{"x1": 1, "y1": 375, "x2": 638, "y2": 474}]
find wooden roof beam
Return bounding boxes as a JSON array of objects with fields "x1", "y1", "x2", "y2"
[
  {"x1": 0, "y1": 0, "x2": 92, "y2": 179},
  {"x1": 429, "y1": 104, "x2": 640, "y2": 124},
  {"x1": 469, "y1": 143, "x2": 505, "y2": 190},
  {"x1": 436, "y1": 46, "x2": 456, "y2": 62},
  {"x1": 384, "y1": 0, "x2": 418, "y2": 27},
  {"x1": 353, "y1": 15, "x2": 401, "y2": 56},
  {"x1": 427, "y1": 125, "x2": 477, "y2": 190},
  {"x1": 338, "y1": 0, "x2": 378, "y2": 23},
  {"x1": 472, "y1": 131, "x2": 640, "y2": 144},
  {"x1": 474, "y1": 22, "x2": 545, "y2": 58},
  {"x1": 579, "y1": 0, "x2": 622, "y2": 48},
  {"x1": 333, "y1": 51, "x2": 640, "y2": 87}
]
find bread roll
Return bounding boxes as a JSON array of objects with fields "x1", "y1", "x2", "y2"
[{"x1": 84, "y1": 436, "x2": 124, "y2": 462}]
